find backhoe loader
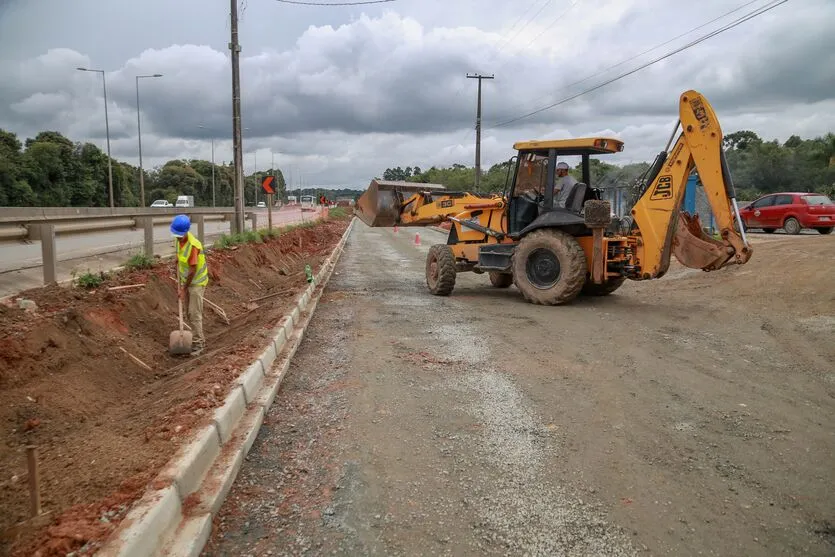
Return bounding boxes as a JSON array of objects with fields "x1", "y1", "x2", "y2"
[{"x1": 355, "y1": 90, "x2": 753, "y2": 305}]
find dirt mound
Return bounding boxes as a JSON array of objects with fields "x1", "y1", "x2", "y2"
[{"x1": 0, "y1": 218, "x2": 349, "y2": 556}]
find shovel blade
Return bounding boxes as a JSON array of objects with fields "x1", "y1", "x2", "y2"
[
  {"x1": 672, "y1": 212, "x2": 737, "y2": 271},
  {"x1": 354, "y1": 179, "x2": 446, "y2": 227},
  {"x1": 169, "y1": 330, "x2": 193, "y2": 355}
]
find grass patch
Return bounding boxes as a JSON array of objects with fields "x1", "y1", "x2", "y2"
[
  {"x1": 328, "y1": 207, "x2": 348, "y2": 218},
  {"x1": 243, "y1": 229, "x2": 263, "y2": 243},
  {"x1": 125, "y1": 252, "x2": 155, "y2": 271},
  {"x1": 212, "y1": 217, "x2": 326, "y2": 250},
  {"x1": 74, "y1": 270, "x2": 106, "y2": 289}
]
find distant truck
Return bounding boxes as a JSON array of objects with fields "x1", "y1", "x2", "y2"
[
  {"x1": 175, "y1": 195, "x2": 195, "y2": 208},
  {"x1": 300, "y1": 195, "x2": 315, "y2": 211}
]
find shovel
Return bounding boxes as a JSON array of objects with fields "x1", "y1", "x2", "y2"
[{"x1": 169, "y1": 280, "x2": 193, "y2": 355}]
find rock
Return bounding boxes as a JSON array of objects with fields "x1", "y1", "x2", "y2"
[{"x1": 18, "y1": 299, "x2": 37, "y2": 312}]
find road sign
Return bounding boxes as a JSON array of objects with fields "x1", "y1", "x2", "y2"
[{"x1": 261, "y1": 175, "x2": 275, "y2": 195}]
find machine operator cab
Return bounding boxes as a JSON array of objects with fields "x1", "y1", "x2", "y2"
[{"x1": 504, "y1": 138, "x2": 624, "y2": 237}]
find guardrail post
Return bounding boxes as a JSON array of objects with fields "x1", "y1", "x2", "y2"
[
  {"x1": 32, "y1": 224, "x2": 57, "y2": 285},
  {"x1": 248, "y1": 212, "x2": 257, "y2": 232},
  {"x1": 193, "y1": 215, "x2": 205, "y2": 244},
  {"x1": 140, "y1": 217, "x2": 154, "y2": 258}
]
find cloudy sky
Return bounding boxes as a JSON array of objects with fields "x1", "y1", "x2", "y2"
[{"x1": 1, "y1": 0, "x2": 833, "y2": 189}]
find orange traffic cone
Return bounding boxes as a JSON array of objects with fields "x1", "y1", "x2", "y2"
[{"x1": 414, "y1": 232, "x2": 421, "y2": 245}]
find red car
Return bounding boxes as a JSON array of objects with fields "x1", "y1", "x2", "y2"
[{"x1": 739, "y1": 192, "x2": 834, "y2": 235}]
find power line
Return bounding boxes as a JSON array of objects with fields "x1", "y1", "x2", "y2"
[
  {"x1": 503, "y1": 0, "x2": 764, "y2": 113},
  {"x1": 493, "y1": 0, "x2": 556, "y2": 58},
  {"x1": 446, "y1": 0, "x2": 553, "y2": 102},
  {"x1": 493, "y1": 0, "x2": 582, "y2": 74},
  {"x1": 274, "y1": 0, "x2": 395, "y2": 4},
  {"x1": 487, "y1": 0, "x2": 788, "y2": 129}
]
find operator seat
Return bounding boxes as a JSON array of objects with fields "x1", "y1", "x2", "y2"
[{"x1": 562, "y1": 182, "x2": 588, "y2": 213}]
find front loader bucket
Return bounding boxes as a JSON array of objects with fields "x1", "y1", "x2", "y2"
[
  {"x1": 672, "y1": 212, "x2": 751, "y2": 271},
  {"x1": 354, "y1": 180, "x2": 446, "y2": 227}
]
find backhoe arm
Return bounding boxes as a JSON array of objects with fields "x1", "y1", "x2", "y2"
[
  {"x1": 355, "y1": 179, "x2": 503, "y2": 228},
  {"x1": 629, "y1": 90, "x2": 753, "y2": 279}
]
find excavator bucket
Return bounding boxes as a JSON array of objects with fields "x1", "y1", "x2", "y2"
[
  {"x1": 672, "y1": 212, "x2": 749, "y2": 271},
  {"x1": 354, "y1": 180, "x2": 446, "y2": 227}
]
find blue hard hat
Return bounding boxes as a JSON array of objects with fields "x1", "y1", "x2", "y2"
[{"x1": 170, "y1": 214, "x2": 191, "y2": 237}]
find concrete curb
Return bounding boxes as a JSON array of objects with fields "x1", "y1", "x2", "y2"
[{"x1": 95, "y1": 216, "x2": 356, "y2": 557}]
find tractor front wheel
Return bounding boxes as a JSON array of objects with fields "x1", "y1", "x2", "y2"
[
  {"x1": 426, "y1": 244, "x2": 457, "y2": 296},
  {"x1": 512, "y1": 229, "x2": 587, "y2": 305}
]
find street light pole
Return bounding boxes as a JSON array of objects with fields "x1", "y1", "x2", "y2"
[
  {"x1": 135, "y1": 73, "x2": 163, "y2": 207},
  {"x1": 211, "y1": 138, "x2": 216, "y2": 207},
  {"x1": 198, "y1": 125, "x2": 217, "y2": 207},
  {"x1": 78, "y1": 67, "x2": 114, "y2": 207}
]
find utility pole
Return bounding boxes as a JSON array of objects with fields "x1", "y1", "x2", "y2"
[
  {"x1": 467, "y1": 73, "x2": 494, "y2": 190},
  {"x1": 230, "y1": 0, "x2": 244, "y2": 232}
]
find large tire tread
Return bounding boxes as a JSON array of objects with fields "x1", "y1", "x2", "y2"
[
  {"x1": 581, "y1": 276, "x2": 626, "y2": 296},
  {"x1": 512, "y1": 229, "x2": 587, "y2": 305},
  {"x1": 426, "y1": 244, "x2": 457, "y2": 296},
  {"x1": 488, "y1": 272, "x2": 513, "y2": 288}
]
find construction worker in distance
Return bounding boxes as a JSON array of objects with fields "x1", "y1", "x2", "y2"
[{"x1": 170, "y1": 214, "x2": 209, "y2": 355}]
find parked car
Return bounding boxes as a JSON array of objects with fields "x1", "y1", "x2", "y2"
[
  {"x1": 175, "y1": 195, "x2": 195, "y2": 208},
  {"x1": 739, "y1": 192, "x2": 834, "y2": 235},
  {"x1": 257, "y1": 201, "x2": 266, "y2": 208},
  {"x1": 150, "y1": 199, "x2": 172, "y2": 208}
]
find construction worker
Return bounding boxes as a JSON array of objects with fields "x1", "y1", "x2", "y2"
[
  {"x1": 170, "y1": 214, "x2": 208, "y2": 355},
  {"x1": 553, "y1": 161, "x2": 578, "y2": 208}
]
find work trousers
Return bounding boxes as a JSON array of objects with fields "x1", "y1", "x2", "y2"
[{"x1": 187, "y1": 285, "x2": 206, "y2": 349}]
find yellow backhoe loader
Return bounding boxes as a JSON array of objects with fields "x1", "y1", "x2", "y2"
[{"x1": 355, "y1": 90, "x2": 753, "y2": 305}]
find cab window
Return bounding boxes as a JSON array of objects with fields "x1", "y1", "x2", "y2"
[{"x1": 774, "y1": 194, "x2": 794, "y2": 205}]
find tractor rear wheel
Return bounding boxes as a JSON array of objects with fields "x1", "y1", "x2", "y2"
[
  {"x1": 512, "y1": 229, "x2": 587, "y2": 305},
  {"x1": 488, "y1": 272, "x2": 513, "y2": 288},
  {"x1": 581, "y1": 276, "x2": 626, "y2": 296},
  {"x1": 426, "y1": 244, "x2": 456, "y2": 296}
]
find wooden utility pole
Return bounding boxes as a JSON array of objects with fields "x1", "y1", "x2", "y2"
[
  {"x1": 230, "y1": 0, "x2": 245, "y2": 233},
  {"x1": 467, "y1": 73, "x2": 494, "y2": 190}
]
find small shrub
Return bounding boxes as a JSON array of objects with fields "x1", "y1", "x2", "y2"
[
  {"x1": 125, "y1": 253, "x2": 154, "y2": 271},
  {"x1": 244, "y1": 230, "x2": 263, "y2": 244},
  {"x1": 328, "y1": 207, "x2": 348, "y2": 218},
  {"x1": 76, "y1": 271, "x2": 105, "y2": 289},
  {"x1": 215, "y1": 234, "x2": 235, "y2": 249}
]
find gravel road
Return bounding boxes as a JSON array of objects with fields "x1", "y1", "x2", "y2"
[{"x1": 205, "y1": 224, "x2": 835, "y2": 556}]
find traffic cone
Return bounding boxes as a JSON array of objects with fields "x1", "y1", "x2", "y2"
[{"x1": 414, "y1": 232, "x2": 421, "y2": 245}]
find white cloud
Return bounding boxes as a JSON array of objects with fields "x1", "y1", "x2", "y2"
[{"x1": 0, "y1": 0, "x2": 834, "y2": 189}]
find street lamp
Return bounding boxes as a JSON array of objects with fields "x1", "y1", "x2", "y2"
[
  {"x1": 198, "y1": 125, "x2": 216, "y2": 207},
  {"x1": 77, "y1": 67, "x2": 114, "y2": 207},
  {"x1": 244, "y1": 127, "x2": 257, "y2": 205},
  {"x1": 135, "y1": 73, "x2": 163, "y2": 207}
]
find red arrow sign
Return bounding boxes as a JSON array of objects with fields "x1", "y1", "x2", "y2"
[{"x1": 261, "y1": 175, "x2": 275, "y2": 194}]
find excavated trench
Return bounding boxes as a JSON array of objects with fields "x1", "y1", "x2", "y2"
[{"x1": 0, "y1": 217, "x2": 350, "y2": 556}]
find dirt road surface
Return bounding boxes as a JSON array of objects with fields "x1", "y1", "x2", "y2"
[{"x1": 206, "y1": 224, "x2": 835, "y2": 556}]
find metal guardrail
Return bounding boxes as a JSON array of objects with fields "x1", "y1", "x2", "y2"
[{"x1": 0, "y1": 207, "x2": 262, "y2": 287}]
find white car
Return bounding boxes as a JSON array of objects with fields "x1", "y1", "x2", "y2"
[
  {"x1": 257, "y1": 202, "x2": 266, "y2": 208},
  {"x1": 150, "y1": 199, "x2": 172, "y2": 208}
]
